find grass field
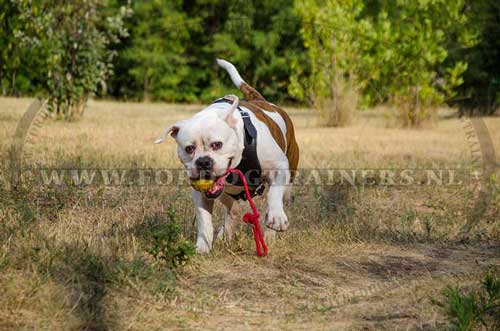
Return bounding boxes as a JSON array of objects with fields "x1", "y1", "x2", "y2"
[{"x1": 0, "y1": 97, "x2": 499, "y2": 330}]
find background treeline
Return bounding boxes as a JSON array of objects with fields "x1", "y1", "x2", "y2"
[{"x1": 0, "y1": 0, "x2": 498, "y2": 124}]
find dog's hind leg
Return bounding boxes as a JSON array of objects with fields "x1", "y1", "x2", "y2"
[{"x1": 216, "y1": 194, "x2": 240, "y2": 241}]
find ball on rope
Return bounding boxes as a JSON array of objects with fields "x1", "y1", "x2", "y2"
[{"x1": 191, "y1": 179, "x2": 215, "y2": 192}]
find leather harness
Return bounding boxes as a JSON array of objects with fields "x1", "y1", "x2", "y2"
[{"x1": 213, "y1": 98, "x2": 265, "y2": 200}]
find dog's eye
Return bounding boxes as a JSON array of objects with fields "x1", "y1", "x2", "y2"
[
  {"x1": 210, "y1": 141, "x2": 223, "y2": 151},
  {"x1": 184, "y1": 145, "x2": 195, "y2": 154}
]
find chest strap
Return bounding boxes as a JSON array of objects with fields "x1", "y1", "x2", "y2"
[{"x1": 212, "y1": 98, "x2": 265, "y2": 200}]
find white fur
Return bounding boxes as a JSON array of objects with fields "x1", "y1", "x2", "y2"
[
  {"x1": 156, "y1": 59, "x2": 292, "y2": 253},
  {"x1": 216, "y1": 58, "x2": 244, "y2": 88},
  {"x1": 192, "y1": 190, "x2": 214, "y2": 253}
]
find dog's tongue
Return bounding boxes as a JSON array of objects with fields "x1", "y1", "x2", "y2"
[{"x1": 207, "y1": 174, "x2": 228, "y2": 194}]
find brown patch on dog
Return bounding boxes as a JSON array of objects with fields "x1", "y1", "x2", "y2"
[
  {"x1": 238, "y1": 101, "x2": 286, "y2": 151},
  {"x1": 240, "y1": 82, "x2": 265, "y2": 101},
  {"x1": 239, "y1": 83, "x2": 300, "y2": 181}
]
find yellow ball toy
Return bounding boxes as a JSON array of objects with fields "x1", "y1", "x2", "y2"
[{"x1": 191, "y1": 179, "x2": 215, "y2": 192}]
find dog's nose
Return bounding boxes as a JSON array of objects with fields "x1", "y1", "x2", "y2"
[{"x1": 195, "y1": 156, "x2": 214, "y2": 171}]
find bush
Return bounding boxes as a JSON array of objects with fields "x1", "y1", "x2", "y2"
[
  {"x1": 436, "y1": 272, "x2": 500, "y2": 331},
  {"x1": 315, "y1": 81, "x2": 358, "y2": 127},
  {"x1": 146, "y1": 207, "x2": 195, "y2": 269},
  {"x1": 392, "y1": 94, "x2": 434, "y2": 128},
  {"x1": 45, "y1": 1, "x2": 130, "y2": 120},
  {"x1": 293, "y1": 0, "x2": 365, "y2": 127},
  {"x1": 6, "y1": 1, "x2": 130, "y2": 120}
]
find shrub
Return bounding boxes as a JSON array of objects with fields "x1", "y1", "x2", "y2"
[
  {"x1": 392, "y1": 94, "x2": 435, "y2": 128},
  {"x1": 314, "y1": 81, "x2": 358, "y2": 127},
  {"x1": 436, "y1": 271, "x2": 500, "y2": 331},
  {"x1": 9, "y1": 1, "x2": 130, "y2": 120},
  {"x1": 45, "y1": 1, "x2": 130, "y2": 120},
  {"x1": 146, "y1": 207, "x2": 195, "y2": 269},
  {"x1": 293, "y1": 0, "x2": 364, "y2": 127}
]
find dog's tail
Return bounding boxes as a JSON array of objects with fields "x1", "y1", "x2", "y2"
[
  {"x1": 216, "y1": 59, "x2": 245, "y2": 88},
  {"x1": 216, "y1": 58, "x2": 265, "y2": 101}
]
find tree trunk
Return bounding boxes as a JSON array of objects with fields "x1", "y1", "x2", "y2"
[
  {"x1": 11, "y1": 70, "x2": 16, "y2": 96},
  {"x1": 414, "y1": 84, "x2": 420, "y2": 126},
  {"x1": 72, "y1": 95, "x2": 87, "y2": 120},
  {"x1": 144, "y1": 76, "x2": 150, "y2": 102},
  {"x1": 330, "y1": 37, "x2": 339, "y2": 125}
]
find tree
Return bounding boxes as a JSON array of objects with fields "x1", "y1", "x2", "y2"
[
  {"x1": 109, "y1": 0, "x2": 306, "y2": 103},
  {"x1": 2, "y1": 0, "x2": 494, "y2": 119},
  {"x1": 359, "y1": 0, "x2": 473, "y2": 126},
  {"x1": 43, "y1": 1, "x2": 130, "y2": 120},
  {"x1": 0, "y1": 1, "x2": 48, "y2": 96},
  {"x1": 219, "y1": 0, "x2": 307, "y2": 103},
  {"x1": 449, "y1": 0, "x2": 500, "y2": 116},
  {"x1": 292, "y1": 0, "x2": 368, "y2": 126},
  {"x1": 109, "y1": 1, "x2": 194, "y2": 102},
  {"x1": 3, "y1": 0, "x2": 130, "y2": 120}
]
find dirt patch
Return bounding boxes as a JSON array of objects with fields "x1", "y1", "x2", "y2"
[{"x1": 356, "y1": 255, "x2": 441, "y2": 279}]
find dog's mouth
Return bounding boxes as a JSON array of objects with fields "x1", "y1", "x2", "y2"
[
  {"x1": 205, "y1": 174, "x2": 228, "y2": 199},
  {"x1": 190, "y1": 173, "x2": 229, "y2": 199},
  {"x1": 190, "y1": 159, "x2": 233, "y2": 199}
]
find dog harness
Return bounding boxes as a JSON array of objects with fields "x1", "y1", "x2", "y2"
[{"x1": 212, "y1": 98, "x2": 265, "y2": 200}]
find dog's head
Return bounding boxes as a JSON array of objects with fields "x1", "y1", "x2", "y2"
[{"x1": 155, "y1": 96, "x2": 244, "y2": 199}]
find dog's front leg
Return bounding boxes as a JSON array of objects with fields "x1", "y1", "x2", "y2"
[
  {"x1": 265, "y1": 168, "x2": 290, "y2": 232},
  {"x1": 192, "y1": 189, "x2": 214, "y2": 253}
]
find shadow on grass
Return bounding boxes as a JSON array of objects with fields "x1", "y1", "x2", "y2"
[
  {"x1": 36, "y1": 240, "x2": 116, "y2": 331},
  {"x1": 2, "y1": 186, "x2": 116, "y2": 330},
  {"x1": 0, "y1": 192, "x2": 172, "y2": 330}
]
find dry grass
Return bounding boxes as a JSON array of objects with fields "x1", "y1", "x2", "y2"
[{"x1": 0, "y1": 96, "x2": 499, "y2": 330}]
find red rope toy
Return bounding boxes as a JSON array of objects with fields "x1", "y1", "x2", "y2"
[{"x1": 225, "y1": 169, "x2": 268, "y2": 257}]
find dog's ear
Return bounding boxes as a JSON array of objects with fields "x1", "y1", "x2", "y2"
[
  {"x1": 224, "y1": 95, "x2": 241, "y2": 129},
  {"x1": 154, "y1": 123, "x2": 181, "y2": 144}
]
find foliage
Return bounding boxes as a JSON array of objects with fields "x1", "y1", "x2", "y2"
[
  {"x1": 449, "y1": 0, "x2": 500, "y2": 116},
  {"x1": 109, "y1": 0, "x2": 307, "y2": 103},
  {"x1": 146, "y1": 208, "x2": 195, "y2": 269},
  {"x1": 1, "y1": 0, "x2": 498, "y2": 117},
  {"x1": 360, "y1": 0, "x2": 474, "y2": 126},
  {"x1": 293, "y1": 0, "x2": 367, "y2": 126},
  {"x1": 44, "y1": 1, "x2": 130, "y2": 120},
  {"x1": 109, "y1": 0, "x2": 194, "y2": 102},
  {"x1": 218, "y1": 0, "x2": 308, "y2": 103},
  {"x1": 436, "y1": 272, "x2": 500, "y2": 331},
  {"x1": 0, "y1": 0, "x2": 130, "y2": 120},
  {"x1": 293, "y1": 0, "x2": 477, "y2": 127},
  {"x1": 0, "y1": 0, "x2": 48, "y2": 96}
]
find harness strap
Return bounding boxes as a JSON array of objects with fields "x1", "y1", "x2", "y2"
[
  {"x1": 213, "y1": 98, "x2": 256, "y2": 142},
  {"x1": 212, "y1": 98, "x2": 264, "y2": 200}
]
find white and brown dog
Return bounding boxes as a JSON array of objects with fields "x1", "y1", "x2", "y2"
[{"x1": 156, "y1": 59, "x2": 299, "y2": 253}]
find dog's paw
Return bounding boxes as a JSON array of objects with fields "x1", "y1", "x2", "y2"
[
  {"x1": 216, "y1": 223, "x2": 236, "y2": 241},
  {"x1": 216, "y1": 225, "x2": 225, "y2": 241},
  {"x1": 265, "y1": 209, "x2": 289, "y2": 231},
  {"x1": 196, "y1": 237, "x2": 211, "y2": 254},
  {"x1": 263, "y1": 227, "x2": 277, "y2": 243}
]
